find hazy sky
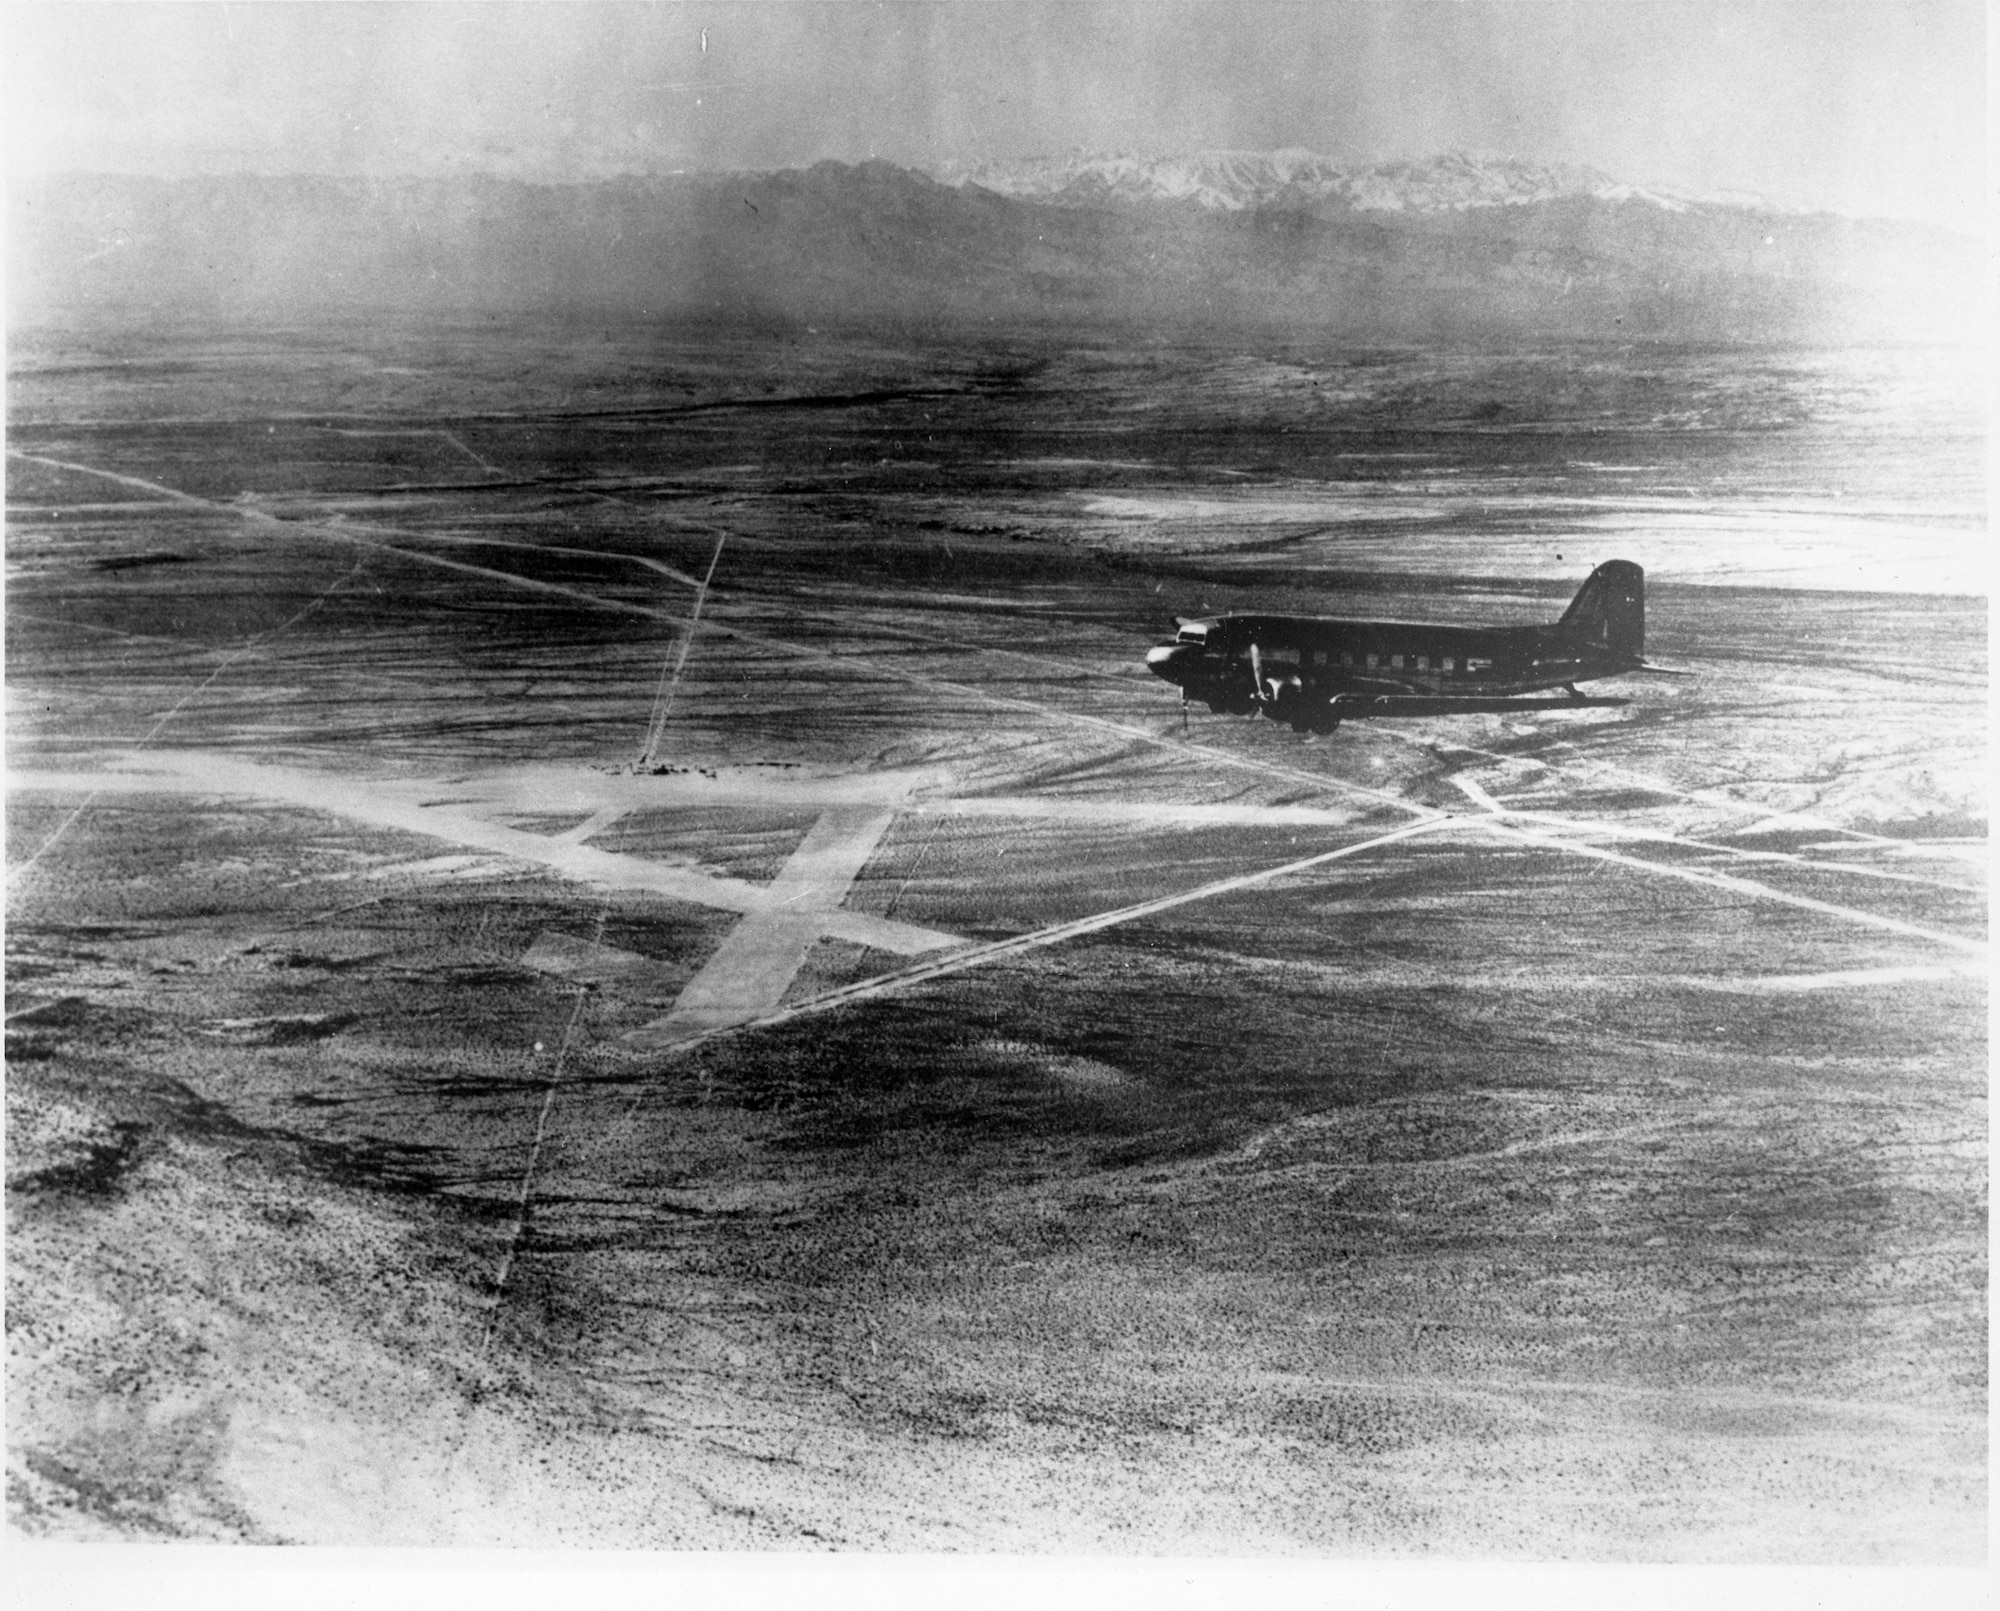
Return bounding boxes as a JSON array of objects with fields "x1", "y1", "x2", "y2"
[{"x1": 8, "y1": 1, "x2": 1987, "y2": 229}]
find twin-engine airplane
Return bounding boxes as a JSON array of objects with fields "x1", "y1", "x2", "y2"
[{"x1": 1146, "y1": 560, "x2": 1672, "y2": 733}]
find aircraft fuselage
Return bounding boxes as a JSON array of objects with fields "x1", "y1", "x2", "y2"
[{"x1": 1145, "y1": 561, "x2": 1650, "y2": 733}]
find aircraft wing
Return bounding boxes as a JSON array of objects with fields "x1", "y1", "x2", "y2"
[{"x1": 1329, "y1": 693, "x2": 1630, "y2": 718}]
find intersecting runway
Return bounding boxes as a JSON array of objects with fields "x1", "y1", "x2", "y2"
[{"x1": 7, "y1": 437, "x2": 1984, "y2": 1065}]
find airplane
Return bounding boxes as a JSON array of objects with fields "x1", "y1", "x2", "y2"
[{"x1": 1145, "y1": 559, "x2": 1677, "y2": 733}]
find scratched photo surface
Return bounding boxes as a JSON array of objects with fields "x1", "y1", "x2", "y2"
[{"x1": 5, "y1": 2, "x2": 1986, "y2": 1559}]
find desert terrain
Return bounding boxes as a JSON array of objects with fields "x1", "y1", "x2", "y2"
[{"x1": 5, "y1": 323, "x2": 1985, "y2": 1556}]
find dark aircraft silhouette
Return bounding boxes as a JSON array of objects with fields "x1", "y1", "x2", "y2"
[{"x1": 1146, "y1": 560, "x2": 1672, "y2": 734}]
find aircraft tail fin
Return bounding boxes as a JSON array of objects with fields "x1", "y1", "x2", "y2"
[{"x1": 1556, "y1": 560, "x2": 1644, "y2": 662}]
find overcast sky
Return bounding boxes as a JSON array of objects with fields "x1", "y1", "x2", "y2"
[{"x1": 8, "y1": 1, "x2": 1986, "y2": 230}]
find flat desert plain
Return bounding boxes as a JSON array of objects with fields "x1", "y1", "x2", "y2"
[{"x1": 5, "y1": 326, "x2": 1985, "y2": 1556}]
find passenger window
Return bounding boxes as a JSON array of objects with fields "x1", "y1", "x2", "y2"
[
  {"x1": 1390, "y1": 655, "x2": 1403, "y2": 670},
  {"x1": 1341, "y1": 652, "x2": 1353, "y2": 668},
  {"x1": 1366, "y1": 654, "x2": 1378, "y2": 669},
  {"x1": 1442, "y1": 657, "x2": 1455, "y2": 673},
  {"x1": 1416, "y1": 655, "x2": 1429, "y2": 671}
]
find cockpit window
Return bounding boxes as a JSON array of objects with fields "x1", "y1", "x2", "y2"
[{"x1": 1176, "y1": 622, "x2": 1211, "y2": 644}]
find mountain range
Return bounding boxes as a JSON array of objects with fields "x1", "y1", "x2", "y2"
[
  {"x1": 9, "y1": 152, "x2": 1980, "y2": 343},
  {"x1": 936, "y1": 149, "x2": 1705, "y2": 215}
]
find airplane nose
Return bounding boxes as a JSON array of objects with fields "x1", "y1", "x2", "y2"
[{"x1": 1146, "y1": 643, "x2": 1195, "y2": 679}]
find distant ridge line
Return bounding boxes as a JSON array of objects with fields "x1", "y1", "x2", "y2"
[
  {"x1": 934, "y1": 147, "x2": 1718, "y2": 217},
  {"x1": 9, "y1": 162, "x2": 1978, "y2": 342}
]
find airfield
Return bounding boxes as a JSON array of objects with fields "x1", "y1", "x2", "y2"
[{"x1": 5, "y1": 326, "x2": 1986, "y2": 1555}]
